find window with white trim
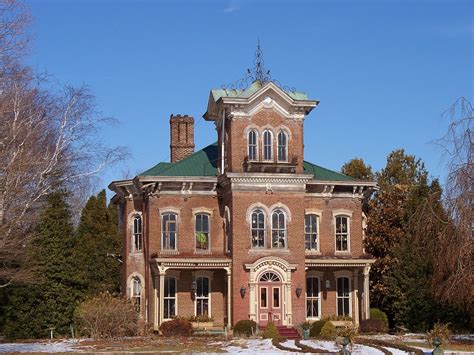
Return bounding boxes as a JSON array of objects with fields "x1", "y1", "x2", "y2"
[
  {"x1": 305, "y1": 214, "x2": 319, "y2": 251},
  {"x1": 195, "y1": 277, "x2": 210, "y2": 317},
  {"x1": 277, "y1": 131, "x2": 287, "y2": 161},
  {"x1": 263, "y1": 130, "x2": 273, "y2": 161},
  {"x1": 195, "y1": 213, "x2": 210, "y2": 251},
  {"x1": 271, "y1": 209, "x2": 286, "y2": 248},
  {"x1": 337, "y1": 277, "x2": 351, "y2": 316},
  {"x1": 132, "y1": 215, "x2": 142, "y2": 253},
  {"x1": 162, "y1": 213, "x2": 177, "y2": 250},
  {"x1": 335, "y1": 216, "x2": 349, "y2": 252},
  {"x1": 248, "y1": 130, "x2": 258, "y2": 161},
  {"x1": 164, "y1": 277, "x2": 176, "y2": 319},
  {"x1": 306, "y1": 277, "x2": 320, "y2": 318},
  {"x1": 132, "y1": 276, "x2": 142, "y2": 313},
  {"x1": 251, "y1": 209, "x2": 265, "y2": 248}
]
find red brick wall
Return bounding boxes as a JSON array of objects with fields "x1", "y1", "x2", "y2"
[{"x1": 224, "y1": 109, "x2": 305, "y2": 173}]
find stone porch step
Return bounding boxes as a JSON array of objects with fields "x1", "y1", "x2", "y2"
[{"x1": 276, "y1": 325, "x2": 300, "y2": 340}]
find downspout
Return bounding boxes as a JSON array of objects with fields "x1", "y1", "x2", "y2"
[{"x1": 221, "y1": 107, "x2": 225, "y2": 174}]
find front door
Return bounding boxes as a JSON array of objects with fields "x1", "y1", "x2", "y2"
[{"x1": 257, "y1": 272, "x2": 282, "y2": 326}]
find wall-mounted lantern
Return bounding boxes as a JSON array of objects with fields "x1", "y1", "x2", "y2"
[
  {"x1": 240, "y1": 286, "x2": 246, "y2": 298},
  {"x1": 296, "y1": 286, "x2": 302, "y2": 298},
  {"x1": 325, "y1": 280, "x2": 331, "y2": 289}
]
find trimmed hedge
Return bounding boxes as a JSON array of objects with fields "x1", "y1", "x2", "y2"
[
  {"x1": 159, "y1": 318, "x2": 193, "y2": 336},
  {"x1": 310, "y1": 319, "x2": 328, "y2": 337},
  {"x1": 233, "y1": 319, "x2": 257, "y2": 337},
  {"x1": 359, "y1": 318, "x2": 388, "y2": 334},
  {"x1": 320, "y1": 321, "x2": 337, "y2": 339},
  {"x1": 370, "y1": 308, "x2": 389, "y2": 327}
]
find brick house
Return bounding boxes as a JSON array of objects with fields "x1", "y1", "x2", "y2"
[{"x1": 109, "y1": 71, "x2": 376, "y2": 331}]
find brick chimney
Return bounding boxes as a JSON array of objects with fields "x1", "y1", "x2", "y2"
[{"x1": 170, "y1": 114, "x2": 195, "y2": 163}]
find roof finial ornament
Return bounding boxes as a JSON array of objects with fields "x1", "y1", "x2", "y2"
[{"x1": 250, "y1": 39, "x2": 271, "y2": 84}]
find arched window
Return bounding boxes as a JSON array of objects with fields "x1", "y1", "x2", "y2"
[
  {"x1": 306, "y1": 277, "x2": 320, "y2": 318},
  {"x1": 132, "y1": 215, "x2": 142, "y2": 253},
  {"x1": 195, "y1": 277, "x2": 210, "y2": 317},
  {"x1": 162, "y1": 213, "x2": 177, "y2": 250},
  {"x1": 337, "y1": 277, "x2": 351, "y2": 316},
  {"x1": 263, "y1": 130, "x2": 273, "y2": 161},
  {"x1": 335, "y1": 216, "x2": 350, "y2": 252},
  {"x1": 259, "y1": 272, "x2": 281, "y2": 282},
  {"x1": 248, "y1": 130, "x2": 258, "y2": 161},
  {"x1": 271, "y1": 209, "x2": 286, "y2": 248},
  {"x1": 277, "y1": 131, "x2": 287, "y2": 161},
  {"x1": 195, "y1": 213, "x2": 210, "y2": 251},
  {"x1": 251, "y1": 209, "x2": 266, "y2": 248},
  {"x1": 132, "y1": 276, "x2": 142, "y2": 313},
  {"x1": 164, "y1": 277, "x2": 176, "y2": 319},
  {"x1": 305, "y1": 214, "x2": 319, "y2": 251}
]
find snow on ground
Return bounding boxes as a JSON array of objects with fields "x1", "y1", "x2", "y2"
[
  {"x1": 222, "y1": 338, "x2": 297, "y2": 354},
  {"x1": 280, "y1": 340, "x2": 300, "y2": 350},
  {"x1": 300, "y1": 339, "x2": 340, "y2": 352},
  {"x1": 0, "y1": 339, "x2": 80, "y2": 353},
  {"x1": 384, "y1": 347, "x2": 409, "y2": 355}
]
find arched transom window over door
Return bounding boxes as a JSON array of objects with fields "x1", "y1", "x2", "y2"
[{"x1": 259, "y1": 272, "x2": 281, "y2": 282}]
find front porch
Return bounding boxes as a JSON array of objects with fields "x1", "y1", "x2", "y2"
[
  {"x1": 305, "y1": 259, "x2": 375, "y2": 324},
  {"x1": 151, "y1": 258, "x2": 232, "y2": 330}
]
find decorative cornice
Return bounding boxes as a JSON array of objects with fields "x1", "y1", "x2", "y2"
[
  {"x1": 153, "y1": 258, "x2": 232, "y2": 269},
  {"x1": 305, "y1": 259, "x2": 376, "y2": 268},
  {"x1": 226, "y1": 173, "x2": 312, "y2": 185}
]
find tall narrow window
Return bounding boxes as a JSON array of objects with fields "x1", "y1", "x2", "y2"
[
  {"x1": 132, "y1": 215, "x2": 142, "y2": 252},
  {"x1": 196, "y1": 277, "x2": 210, "y2": 317},
  {"x1": 248, "y1": 130, "x2": 258, "y2": 161},
  {"x1": 164, "y1": 277, "x2": 176, "y2": 319},
  {"x1": 195, "y1": 213, "x2": 210, "y2": 251},
  {"x1": 305, "y1": 214, "x2": 319, "y2": 251},
  {"x1": 263, "y1": 130, "x2": 273, "y2": 161},
  {"x1": 337, "y1": 277, "x2": 350, "y2": 316},
  {"x1": 306, "y1": 277, "x2": 320, "y2": 318},
  {"x1": 251, "y1": 209, "x2": 265, "y2": 248},
  {"x1": 162, "y1": 213, "x2": 177, "y2": 250},
  {"x1": 271, "y1": 209, "x2": 286, "y2": 248},
  {"x1": 277, "y1": 131, "x2": 287, "y2": 161},
  {"x1": 132, "y1": 277, "x2": 142, "y2": 313},
  {"x1": 335, "y1": 216, "x2": 349, "y2": 252}
]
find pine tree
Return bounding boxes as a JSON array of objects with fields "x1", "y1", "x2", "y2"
[
  {"x1": 3, "y1": 191, "x2": 80, "y2": 338},
  {"x1": 73, "y1": 190, "x2": 121, "y2": 295}
]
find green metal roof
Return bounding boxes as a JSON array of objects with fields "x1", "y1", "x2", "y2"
[
  {"x1": 303, "y1": 161, "x2": 355, "y2": 182},
  {"x1": 140, "y1": 143, "x2": 219, "y2": 177},
  {"x1": 140, "y1": 143, "x2": 355, "y2": 181},
  {"x1": 212, "y1": 80, "x2": 308, "y2": 102}
]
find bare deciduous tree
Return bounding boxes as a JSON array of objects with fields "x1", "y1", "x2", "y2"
[
  {"x1": 432, "y1": 97, "x2": 473, "y2": 315},
  {"x1": 0, "y1": 1, "x2": 128, "y2": 286}
]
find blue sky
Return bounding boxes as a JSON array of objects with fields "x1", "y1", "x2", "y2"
[{"x1": 26, "y1": 0, "x2": 473, "y2": 194}]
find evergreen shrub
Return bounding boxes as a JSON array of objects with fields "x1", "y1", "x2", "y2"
[
  {"x1": 310, "y1": 319, "x2": 328, "y2": 337},
  {"x1": 370, "y1": 308, "x2": 389, "y2": 327},
  {"x1": 262, "y1": 321, "x2": 282, "y2": 341},
  {"x1": 74, "y1": 292, "x2": 138, "y2": 338},
  {"x1": 320, "y1": 321, "x2": 337, "y2": 339},
  {"x1": 159, "y1": 318, "x2": 193, "y2": 337},
  {"x1": 233, "y1": 319, "x2": 257, "y2": 337}
]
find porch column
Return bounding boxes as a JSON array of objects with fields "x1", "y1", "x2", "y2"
[
  {"x1": 158, "y1": 266, "x2": 167, "y2": 327},
  {"x1": 225, "y1": 268, "x2": 232, "y2": 326},
  {"x1": 154, "y1": 277, "x2": 159, "y2": 331},
  {"x1": 363, "y1": 264, "x2": 371, "y2": 319},
  {"x1": 353, "y1": 270, "x2": 359, "y2": 325}
]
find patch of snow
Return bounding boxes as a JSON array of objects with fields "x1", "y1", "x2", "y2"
[
  {"x1": 0, "y1": 339, "x2": 79, "y2": 353},
  {"x1": 351, "y1": 344, "x2": 385, "y2": 354},
  {"x1": 223, "y1": 338, "x2": 292, "y2": 354},
  {"x1": 301, "y1": 339, "x2": 340, "y2": 352},
  {"x1": 453, "y1": 334, "x2": 474, "y2": 342},
  {"x1": 384, "y1": 347, "x2": 409, "y2": 355},
  {"x1": 280, "y1": 340, "x2": 300, "y2": 350}
]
